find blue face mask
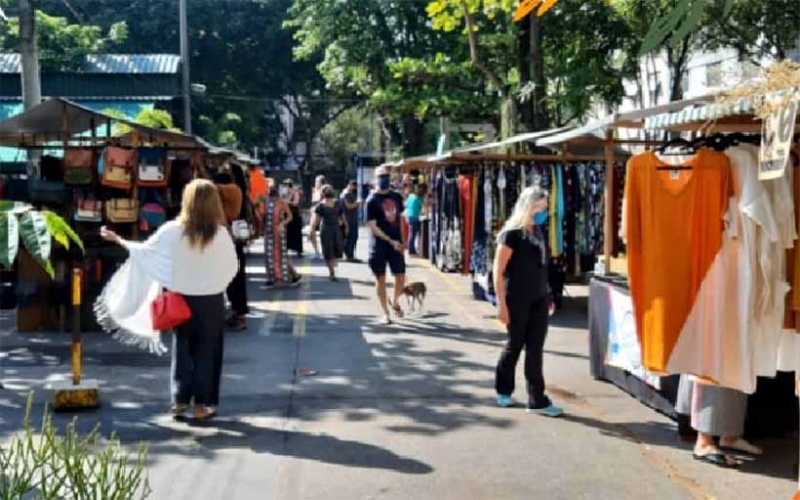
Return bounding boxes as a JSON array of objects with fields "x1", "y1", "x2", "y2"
[
  {"x1": 533, "y1": 211, "x2": 548, "y2": 225},
  {"x1": 377, "y1": 176, "x2": 391, "y2": 190}
]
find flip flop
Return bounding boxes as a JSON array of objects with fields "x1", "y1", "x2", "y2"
[
  {"x1": 391, "y1": 302, "x2": 404, "y2": 319},
  {"x1": 193, "y1": 409, "x2": 217, "y2": 422},
  {"x1": 171, "y1": 404, "x2": 189, "y2": 415},
  {"x1": 693, "y1": 451, "x2": 741, "y2": 468},
  {"x1": 719, "y1": 438, "x2": 763, "y2": 456}
]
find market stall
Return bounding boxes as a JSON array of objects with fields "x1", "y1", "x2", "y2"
[{"x1": 0, "y1": 98, "x2": 208, "y2": 332}]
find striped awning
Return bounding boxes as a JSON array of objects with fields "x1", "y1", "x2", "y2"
[{"x1": 644, "y1": 99, "x2": 756, "y2": 130}]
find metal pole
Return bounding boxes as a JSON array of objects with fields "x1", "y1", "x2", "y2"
[
  {"x1": 179, "y1": 0, "x2": 192, "y2": 134},
  {"x1": 71, "y1": 267, "x2": 82, "y2": 386},
  {"x1": 19, "y1": 0, "x2": 41, "y2": 111}
]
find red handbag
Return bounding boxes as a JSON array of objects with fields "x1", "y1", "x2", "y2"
[{"x1": 151, "y1": 290, "x2": 192, "y2": 331}]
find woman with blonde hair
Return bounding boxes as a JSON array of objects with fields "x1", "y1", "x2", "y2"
[
  {"x1": 97, "y1": 179, "x2": 238, "y2": 421},
  {"x1": 493, "y1": 185, "x2": 562, "y2": 417}
]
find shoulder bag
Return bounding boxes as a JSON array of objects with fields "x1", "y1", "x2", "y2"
[
  {"x1": 105, "y1": 198, "x2": 139, "y2": 224},
  {"x1": 151, "y1": 290, "x2": 192, "y2": 331},
  {"x1": 101, "y1": 147, "x2": 136, "y2": 190},
  {"x1": 63, "y1": 148, "x2": 95, "y2": 185}
]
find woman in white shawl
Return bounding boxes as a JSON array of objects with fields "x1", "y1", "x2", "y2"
[{"x1": 96, "y1": 179, "x2": 238, "y2": 421}]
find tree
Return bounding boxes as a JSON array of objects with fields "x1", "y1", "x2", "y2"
[
  {"x1": 704, "y1": 0, "x2": 800, "y2": 63},
  {"x1": 428, "y1": 0, "x2": 633, "y2": 134},
  {"x1": 318, "y1": 107, "x2": 376, "y2": 173},
  {"x1": 286, "y1": 0, "x2": 489, "y2": 155},
  {"x1": 0, "y1": 7, "x2": 127, "y2": 71}
]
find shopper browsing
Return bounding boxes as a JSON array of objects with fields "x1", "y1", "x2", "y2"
[
  {"x1": 97, "y1": 179, "x2": 238, "y2": 421},
  {"x1": 366, "y1": 166, "x2": 406, "y2": 325},
  {"x1": 494, "y1": 185, "x2": 563, "y2": 417}
]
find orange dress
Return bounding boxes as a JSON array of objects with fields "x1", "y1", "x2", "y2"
[{"x1": 625, "y1": 150, "x2": 731, "y2": 373}]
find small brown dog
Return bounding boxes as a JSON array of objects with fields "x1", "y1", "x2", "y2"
[{"x1": 397, "y1": 282, "x2": 427, "y2": 313}]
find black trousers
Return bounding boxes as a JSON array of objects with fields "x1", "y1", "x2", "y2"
[
  {"x1": 226, "y1": 242, "x2": 249, "y2": 316},
  {"x1": 172, "y1": 294, "x2": 225, "y2": 406},
  {"x1": 344, "y1": 218, "x2": 359, "y2": 259},
  {"x1": 495, "y1": 296, "x2": 552, "y2": 409}
]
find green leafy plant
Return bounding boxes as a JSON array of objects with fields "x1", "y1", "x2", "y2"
[
  {"x1": 0, "y1": 395, "x2": 151, "y2": 500},
  {"x1": 0, "y1": 201, "x2": 84, "y2": 279}
]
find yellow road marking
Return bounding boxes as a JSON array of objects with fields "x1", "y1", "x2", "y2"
[
  {"x1": 291, "y1": 260, "x2": 311, "y2": 338},
  {"x1": 413, "y1": 259, "x2": 486, "y2": 330}
]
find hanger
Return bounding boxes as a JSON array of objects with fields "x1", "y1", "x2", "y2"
[{"x1": 655, "y1": 137, "x2": 695, "y2": 171}]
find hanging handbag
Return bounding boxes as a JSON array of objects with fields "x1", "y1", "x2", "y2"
[
  {"x1": 231, "y1": 219, "x2": 251, "y2": 241},
  {"x1": 63, "y1": 148, "x2": 95, "y2": 185},
  {"x1": 151, "y1": 290, "x2": 192, "y2": 331},
  {"x1": 28, "y1": 180, "x2": 68, "y2": 206},
  {"x1": 139, "y1": 203, "x2": 167, "y2": 231},
  {"x1": 101, "y1": 147, "x2": 135, "y2": 189},
  {"x1": 105, "y1": 198, "x2": 139, "y2": 224},
  {"x1": 74, "y1": 197, "x2": 103, "y2": 223},
  {"x1": 137, "y1": 149, "x2": 168, "y2": 187}
]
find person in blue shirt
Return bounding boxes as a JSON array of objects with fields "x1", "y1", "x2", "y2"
[{"x1": 404, "y1": 183, "x2": 426, "y2": 256}]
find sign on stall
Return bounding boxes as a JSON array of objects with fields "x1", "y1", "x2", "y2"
[
  {"x1": 759, "y1": 95, "x2": 798, "y2": 180},
  {"x1": 605, "y1": 287, "x2": 661, "y2": 389}
]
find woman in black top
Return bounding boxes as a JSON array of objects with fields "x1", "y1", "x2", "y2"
[{"x1": 494, "y1": 185, "x2": 563, "y2": 417}]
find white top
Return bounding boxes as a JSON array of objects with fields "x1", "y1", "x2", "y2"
[{"x1": 122, "y1": 220, "x2": 238, "y2": 296}]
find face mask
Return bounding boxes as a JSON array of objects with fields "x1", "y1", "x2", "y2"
[
  {"x1": 533, "y1": 211, "x2": 548, "y2": 225},
  {"x1": 377, "y1": 176, "x2": 391, "y2": 190}
]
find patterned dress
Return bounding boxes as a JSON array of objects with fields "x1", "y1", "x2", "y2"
[{"x1": 264, "y1": 198, "x2": 291, "y2": 284}]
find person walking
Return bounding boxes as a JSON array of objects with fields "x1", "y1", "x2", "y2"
[
  {"x1": 311, "y1": 175, "x2": 327, "y2": 259},
  {"x1": 98, "y1": 179, "x2": 238, "y2": 421},
  {"x1": 494, "y1": 185, "x2": 563, "y2": 418},
  {"x1": 404, "y1": 183, "x2": 426, "y2": 256},
  {"x1": 366, "y1": 166, "x2": 406, "y2": 325},
  {"x1": 341, "y1": 180, "x2": 361, "y2": 262},
  {"x1": 248, "y1": 164, "x2": 268, "y2": 238},
  {"x1": 283, "y1": 179, "x2": 304, "y2": 257},
  {"x1": 216, "y1": 165, "x2": 250, "y2": 331},
  {"x1": 264, "y1": 187, "x2": 301, "y2": 288},
  {"x1": 311, "y1": 185, "x2": 347, "y2": 281}
]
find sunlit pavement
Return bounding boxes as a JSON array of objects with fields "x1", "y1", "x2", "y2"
[{"x1": 0, "y1": 229, "x2": 796, "y2": 499}]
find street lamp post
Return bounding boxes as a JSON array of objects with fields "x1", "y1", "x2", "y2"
[{"x1": 179, "y1": 0, "x2": 191, "y2": 134}]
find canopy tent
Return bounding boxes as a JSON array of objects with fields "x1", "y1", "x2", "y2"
[{"x1": 0, "y1": 98, "x2": 202, "y2": 149}]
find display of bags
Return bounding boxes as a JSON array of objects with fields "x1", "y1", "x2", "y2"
[
  {"x1": 28, "y1": 180, "x2": 68, "y2": 206},
  {"x1": 64, "y1": 148, "x2": 95, "y2": 185},
  {"x1": 101, "y1": 147, "x2": 135, "y2": 189},
  {"x1": 74, "y1": 198, "x2": 103, "y2": 223},
  {"x1": 137, "y1": 149, "x2": 168, "y2": 187},
  {"x1": 140, "y1": 202, "x2": 167, "y2": 230},
  {"x1": 105, "y1": 198, "x2": 139, "y2": 223}
]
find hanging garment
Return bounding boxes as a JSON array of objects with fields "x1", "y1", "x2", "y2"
[
  {"x1": 497, "y1": 166, "x2": 507, "y2": 222},
  {"x1": 459, "y1": 174, "x2": 475, "y2": 274},
  {"x1": 556, "y1": 166, "x2": 565, "y2": 256},
  {"x1": 439, "y1": 174, "x2": 462, "y2": 272},
  {"x1": 472, "y1": 169, "x2": 489, "y2": 276},
  {"x1": 625, "y1": 149, "x2": 731, "y2": 374},
  {"x1": 548, "y1": 165, "x2": 558, "y2": 257},
  {"x1": 264, "y1": 199, "x2": 292, "y2": 284},
  {"x1": 665, "y1": 146, "x2": 764, "y2": 393},
  {"x1": 430, "y1": 169, "x2": 441, "y2": 266},
  {"x1": 484, "y1": 168, "x2": 493, "y2": 242}
]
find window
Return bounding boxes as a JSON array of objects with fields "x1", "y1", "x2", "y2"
[{"x1": 706, "y1": 62, "x2": 723, "y2": 88}]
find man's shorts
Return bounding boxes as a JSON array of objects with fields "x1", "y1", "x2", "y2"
[{"x1": 369, "y1": 244, "x2": 406, "y2": 276}]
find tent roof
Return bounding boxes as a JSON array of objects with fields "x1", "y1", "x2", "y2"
[{"x1": 0, "y1": 98, "x2": 201, "y2": 147}]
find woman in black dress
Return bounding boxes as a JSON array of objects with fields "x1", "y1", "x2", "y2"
[
  {"x1": 283, "y1": 179, "x2": 304, "y2": 257},
  {"x1": 310, "y1": 185, "x2": 347, "y2": 281}
]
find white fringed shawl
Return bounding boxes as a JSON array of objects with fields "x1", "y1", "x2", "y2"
[{"x1": 95, "y1": 221, "x2": 238, "y2": 355}]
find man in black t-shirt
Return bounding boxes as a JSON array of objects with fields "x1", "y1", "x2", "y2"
[{"x1": 366, "y1": 165, "x2": 406, "y2": 325}]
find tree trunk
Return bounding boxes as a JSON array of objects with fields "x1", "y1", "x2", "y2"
[
  {"x1": 517, "y1": 15, "x2": 533, "y2": 131},
  {"x1": 530, "y1": 14, "x2": 548, "y2": 131},
  {"x1": 401, "y1": 115, "x2": 425, "y2": 157},
  {"x1": 500, "y1": 96, "x2": 518, "y2": 143}
]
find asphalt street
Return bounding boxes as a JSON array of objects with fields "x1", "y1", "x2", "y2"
[{"x1": 0, "y1": 231, "x2": 798, "y2": 499}]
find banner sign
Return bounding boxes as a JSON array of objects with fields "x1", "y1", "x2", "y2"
[
  {"x1": 759, "y1": 96, "x2": 798, "y2": 180},
  {"x1": 605, "y1": 287, "x2": 661, "y2": 389},
  {"x1": 513, "y1": 0, "x2": 559, "y2": 21}
]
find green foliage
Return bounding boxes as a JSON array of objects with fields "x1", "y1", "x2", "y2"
[
  {"x1": 19, "y1": 211, "x2": 53, "y2": 279},
  {"x1": 43, "y1": 210, "x2": 84, "y2": 254},
  {"x1": 0, "y1": 203, "x2": 83, "y2": 278},
  {"x1": 318, "y1": 107, "x2": 375, "y2": 172},
  {"x1": 198, "y1": 113, "x2": 243, "y2": 148},
  {"x1": 0, "y1": 212, "x2": 19, "y2": 270},
  {"x1": 102, "y1": 108, "x2": 177, "y2": 135},
  {"x1": 703, "y1": 0, "x2": 800, "y2": 61},
  {"x1": 0, "y1": 395, "x2": 151, "y2": 500},
  {"x1": 2, "y1": 9, "x2": 127, "y2": 71}
]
